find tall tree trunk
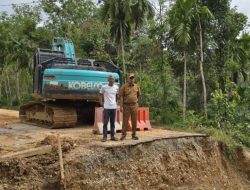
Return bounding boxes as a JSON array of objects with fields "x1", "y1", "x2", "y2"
[
  {"x1": 0, "y1": 81, "x2": 2, "y2": 100},
  {"x1": 4, "y1": 70, "x2": 9, "y2": 100},
  {"x1": 15, "y1": 64, "x2": 20, "y2": 103},
  {"x1": 6, "y1": 69, "x2": 11, "y2": 98},
  {"x1": 160, "y1": 45, "x2": 168, "y2": 123},
  {"x1": 0, "y1": 71, "x2": 2, "y2": 100},
  {"x1": 198, "y1": 17, "x2": 208, "y2": 121},
  {"x1": 241, "y1": 69, "x2": 248, "y2": 82},
  {"x1": 120, "y1": 22, "x2": 126, "y2": 81},
  {"x1": 183, "y1": 51, "x2": 187, "y2": 121},
  {"x1": 139, "y1": 62, "x2": 142, "y2": 84}
]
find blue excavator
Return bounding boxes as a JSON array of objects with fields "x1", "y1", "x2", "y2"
[{"x1": 19, "y1": 37, "x2": 121, "y2": 128}]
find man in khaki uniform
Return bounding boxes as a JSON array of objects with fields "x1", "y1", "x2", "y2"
[{"x1": 120, "y1": 73, "x2": 141, "y2": 140}]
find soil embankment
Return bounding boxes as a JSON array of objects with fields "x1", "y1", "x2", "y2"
[
  {"x1": 0, "y1": 136, "x2": 249, "y2": 190},
  {"x1": 0, "y1": 109, "x2": 249, "y2": 190},
  {"x1": 62, "y1": 137, "x2": 250, "y2": 190}
]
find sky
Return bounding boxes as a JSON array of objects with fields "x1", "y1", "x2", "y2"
[
  {"x1": 231, "y1": 0, "x2": 250, "y2": 20},
  {"x1": 0, "y1": 0, "x2": 250, "y2": 22}
]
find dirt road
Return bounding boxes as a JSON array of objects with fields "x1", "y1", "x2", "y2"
[{"x1": 0, "y1": 109, "x2": 206, "y2": 155}]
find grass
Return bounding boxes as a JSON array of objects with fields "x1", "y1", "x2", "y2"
[{"x1": 155, "y1": 124, "x2": 249, "y2": 160}]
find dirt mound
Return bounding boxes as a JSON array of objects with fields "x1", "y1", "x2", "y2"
[
  {"x1": 40, "y1": 135, "x2": 58, "y2": 146},
  {"x1": 0, "y1": 109, "x2": 19, "y2": 128},
  {"x1": 0, "y1": 154, "x2": 60, "y2": 189},
  {"x1": 40, "y1": 135, "x2": 76, "y2": 153},
  {"x1": 0, "y1": 136, "x2": 249, "y2": 190}
]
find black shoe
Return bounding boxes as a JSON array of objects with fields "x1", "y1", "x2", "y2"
[
  {"x1": 102, "y1": 137, "x2": 107, "y2": 142},
  {"x1": 132, "y1": 136, "x2": 139, "y2": 140},
  {"x1": 111, "y1": 137, "x2": 119, "y2": 141},
  {"x1": 120, "y1": 135, "x2": 126, "y2": 141}
]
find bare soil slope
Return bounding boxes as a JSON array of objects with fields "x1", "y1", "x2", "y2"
[{"x1": 0, "y1": 109, "x2": 249, "y2": 190}]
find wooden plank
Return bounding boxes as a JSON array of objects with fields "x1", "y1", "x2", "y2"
[
  {"x1": 57, "y1": 135, "x2": 65, "y2": 180},
  {"x1": 0, "y1": 145, "x2": 52, "y2": 161},
  {"x1": 57, "y1": 134, "x2": 66, "y2": 188}
]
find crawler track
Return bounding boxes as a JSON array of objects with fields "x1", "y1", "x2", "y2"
[{"x1": 19, "y1": 101, "x2": 77, "y2": 128}]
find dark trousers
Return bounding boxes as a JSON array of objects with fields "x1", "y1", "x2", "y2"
[{"x1": 103, "y1": 109, "x2": 116, "y2": 138}]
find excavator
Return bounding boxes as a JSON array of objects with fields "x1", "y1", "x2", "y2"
[{"x1": 19, "y1": 37, "x2": 121, "y2": 128}]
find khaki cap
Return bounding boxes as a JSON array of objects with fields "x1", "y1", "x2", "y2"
[{"x1": 128, "y1": 73, "x2": 135, "y2": 78}]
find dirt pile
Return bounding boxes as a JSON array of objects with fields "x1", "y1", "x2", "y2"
[
  {"x1": 0, "y1": 109, "x2": 19, "y2": 128},
  {"x1": 0, "y1": 153, "x2": 60, "y2": 189},
  {"x1": 39, "y1": 135, "x2": 76, "y2": 153},
  {"x1": 0, "y1": 115, "x2": 18, "y2": 128},
  {"x1": 0, "y1": 136, "x2": 249, "y2": 190}
]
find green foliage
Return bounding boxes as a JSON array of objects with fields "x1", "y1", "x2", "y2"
[
  {"x1": 101, "y1": 0, "x2": 132, "y2": 45},
  {"x1": 231, "y1": 123, "x2": 250, "y2": 147},
  {"x1": 208, "y1": 81, "x2": 240, "y2": 129},
  {"x1": 207, "y1": 81, "x2": 250, "y2": 148},
  {"x1": 168, "y1": 0, "x2": 195, "y2": 47},
  {"x1": 137, "y1": 69, "x2": 181, "y2": 124},
  {"x1": 0, "y1": 0, "x2": 249, "y2": 149},
  {"x1": 41, "y1": 0, "x2": 96, "y2": 33},
  {"x1": 131, "y1": 0, "x2": 155, "y2": 29},
  {"x1": 100, "y1": 0, "x2": 154, "y2": 74},
  {"x1": 178, "y1": 110, "x2": 204, "y2": 128}
]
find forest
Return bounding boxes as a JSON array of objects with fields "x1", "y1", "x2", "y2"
[{"x1": 0, "y1": 0, "x2": 249, "y2": 148}]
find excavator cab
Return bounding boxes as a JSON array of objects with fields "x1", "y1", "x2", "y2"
[{"x1": 32, "y1": 37, "x2": 121, "y2": 100}]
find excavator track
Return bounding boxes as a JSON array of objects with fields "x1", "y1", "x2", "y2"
[{"x1": 19, "y1": 101, "x2": 77, "y2": 128}]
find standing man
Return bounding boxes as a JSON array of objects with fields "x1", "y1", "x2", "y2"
[
  {"x1": 120, "y1": 73, "x2": 141, "y2": 140},
  {"x1": 99, "y1": 75, "x2": 119, "y2": 142}
]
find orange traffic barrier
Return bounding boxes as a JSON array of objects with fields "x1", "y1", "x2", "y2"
[
  {"x1": 127, "y1": 107, "x2": 151, "y2": 131},
  {"x1": 93, "y1": 107, "x2": 151, "y2": 134},
  {"x1": 93, "y1": 107, "x2": 122, "y2": 134},
  {"x1": 135, "y1": 107, "x2": 151, "y2": 131}
]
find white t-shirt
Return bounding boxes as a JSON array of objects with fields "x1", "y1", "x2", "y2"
[{"x1": 100, "y1": 84, "x2": 119, "y2": 109}]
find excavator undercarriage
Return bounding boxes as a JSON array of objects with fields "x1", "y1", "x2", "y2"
[{"x1": 19, "y1": 101, "x2": 77, "y2": 128}]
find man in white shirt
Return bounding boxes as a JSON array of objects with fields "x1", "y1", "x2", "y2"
[{"x1": 99, "y1": 75, "x2": 119, "y2": 142}]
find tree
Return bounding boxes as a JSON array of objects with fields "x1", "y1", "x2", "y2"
[
  {"x1": 100, "y1": 0, "x2": 131, "y2": 76},
  {"x1": 168, "y1": 0, "x2": 195, "y2": 121},
  {"x1": 131, "y1": 0, "x2": 154, "y2": 29},
  {"x1": 0, "y1": 3, "x2": 42, "y2": 105},
  {"x1": 205, "y1": 0, "x2": 247, "y2": 91},
  {"x1": 41, "y1": 0, "x2": 96, "y2": 35},
  {"x1": 228, "y1": 33, "x2": 250, "y2": 84},
  {"x1": 194, "y1": 1, "x2": 213, "y2": 121},
  {"x1": 147, "y1": 0, "x2": 179, "y2": 124},
  {"x1": 100, "y1": 0, "x2": 154, "y2": 77}
]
